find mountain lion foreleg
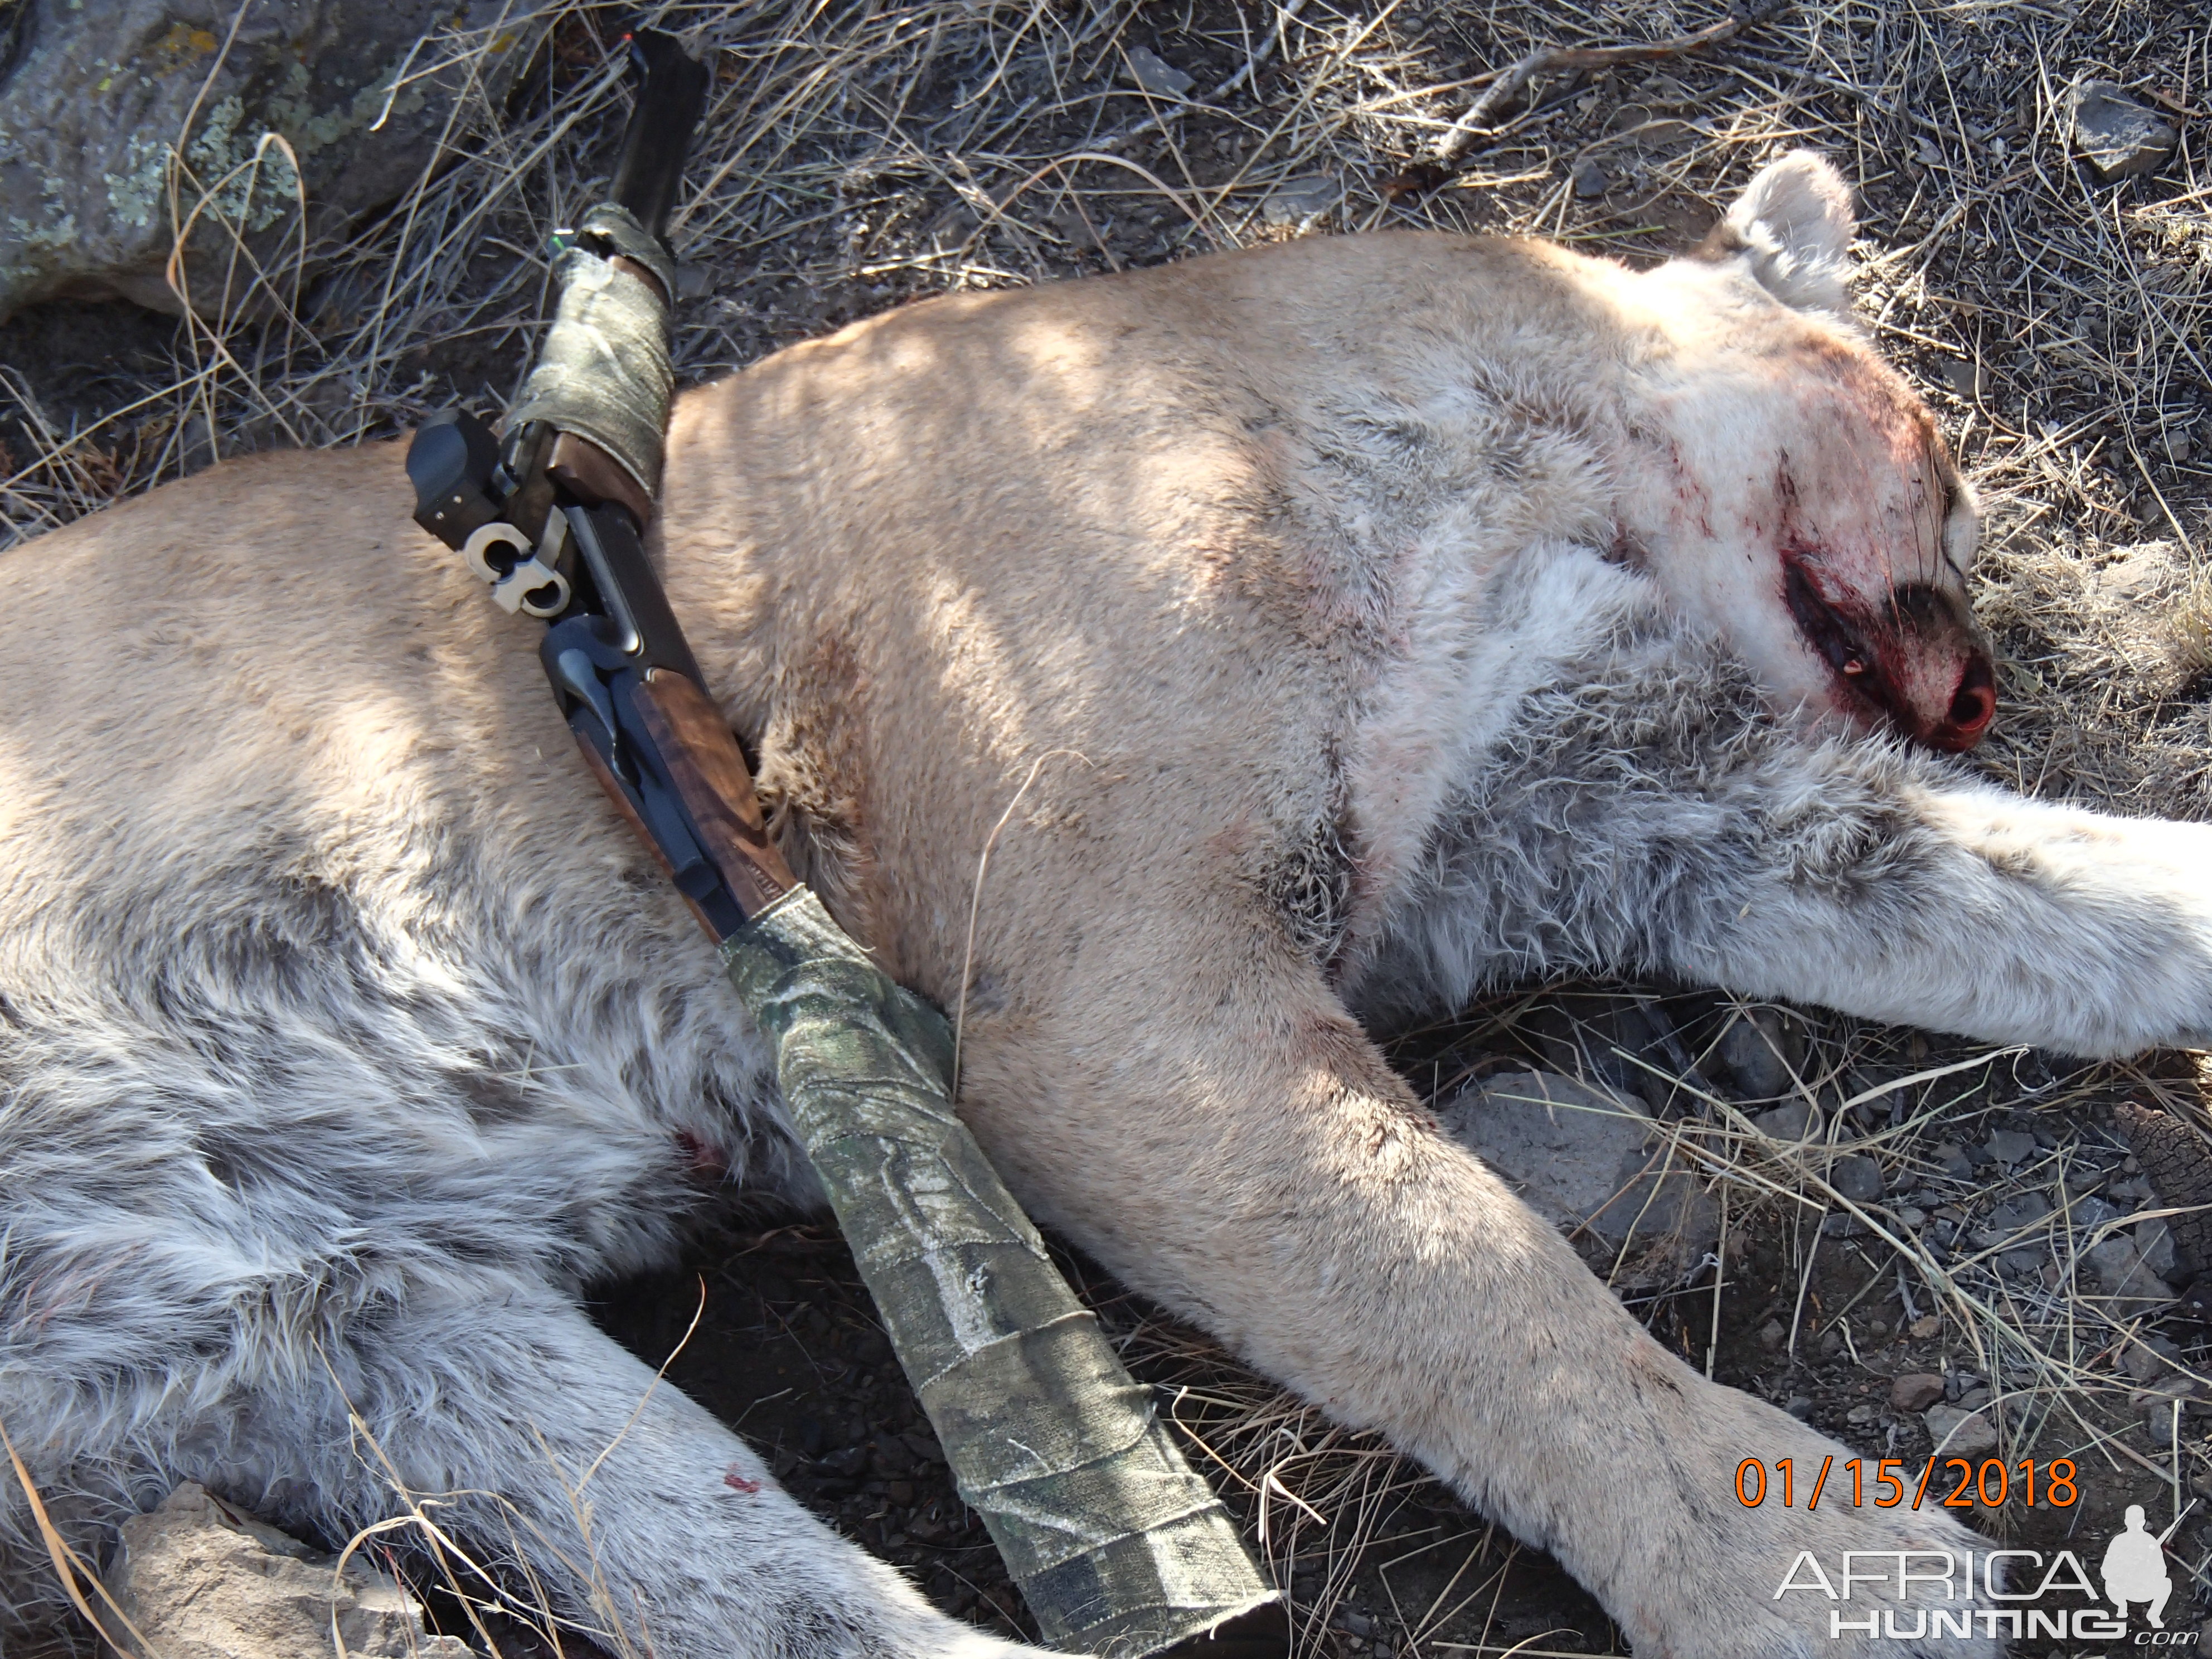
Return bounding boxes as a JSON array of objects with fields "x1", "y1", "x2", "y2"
[
  {"x1": 1361, "y1": 596, "x2": 2212, "y2": 1059},
  {"x1": 949, "y1": 908, "x2": 1991, "y2": 1658}
]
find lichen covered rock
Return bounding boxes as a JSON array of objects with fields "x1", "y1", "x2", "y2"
[{"x1": 0, "y1": 0, "x2": 547, "y2": 321}]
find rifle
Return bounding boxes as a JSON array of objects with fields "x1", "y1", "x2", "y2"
[{"x1": 403, "y1": 30, "x2": 1281, "y2": 1658}]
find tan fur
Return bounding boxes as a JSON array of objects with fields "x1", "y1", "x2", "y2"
[{"x1": 15, "y1": 157, "x2": 2204, "y2": 1656}]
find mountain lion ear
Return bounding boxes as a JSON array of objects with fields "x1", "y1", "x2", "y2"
[{"x1": 1696, "y1": 151, "x2": 1856, "y2": 313}]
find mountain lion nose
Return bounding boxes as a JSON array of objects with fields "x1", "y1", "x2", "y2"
[{"x1": 1925, "y1": 652, "x2": 1995, "y2": 751}]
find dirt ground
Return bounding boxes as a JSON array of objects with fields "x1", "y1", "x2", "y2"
[{"x1": 7, "y1": 0, "x2": 2212, "y2": 1655}]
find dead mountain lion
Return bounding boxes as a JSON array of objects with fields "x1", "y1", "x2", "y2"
[{"x1": 2, "y1": 152, "x2": 2199, "y2": 1658}]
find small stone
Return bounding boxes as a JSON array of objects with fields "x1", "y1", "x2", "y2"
[
  {"x1": 1721, "y1": 1009, "x2": 1806, "y2": 1100},
  {"x1": 2089, "y1": 1235, "x2": 2167, "y2": 1299},
  {"x1": 1898, "y1": 1206, "x2": 1927, "y2": 1228},
  {"x1": 1759, "y1": 1319, "x2": 1787, "y2": 1350},
  {"x1": 1832, "y1": 1155, "x2": 1884, "y2": 1204},
  {"x1": 886, "y1": 1479, "x2": 915, "y2": 1505},
  {"x1": 2070, "y1": 1195, "x2": 2122, "y2": 1230},
  {"x1": 1909, "y1": 1315, "x2": 1942, "y2": 1340},
  {"x1": 2139, "y1": 1216, "x2": 2180, "y2": 1278},
  {"x1": 110, "y1": 1485, "x2": 469, "y2": 1659},
  {"x1": 2088, "y1": 1239, "x2": 2141, "y2": 1283},
  {"x1": 1891, "y1": 1373, "x2": 1946, "y2": 1411},
  {"x1": 1126, "y1": 46, "x2": 1196, "y2": 98},
  {"x1": 1820, "y1": 1213, "x2": 1864, "y2": 1238},
  {"x1": 2124, "y1": 1336, "x2": 2183, "y2": 1382},
  {"x1": 1931, "y1": 1142, "x2": 1972, "y2": 1180},
  {"x1": 1986, "y1": 1129, "x2": 2036, "y2": 1167},
  {"x1": 1439, "y1": 1072, "x2": 1718, "y2": 1262},
  {"x1": 1955, "y1": 1386, "x2": 1992, "y2": 1412},
  {"x1": 1785, "y1": 1395, "x2": 1815, "y2": 1420},
  {"x1": 1991, "y1": 1194, "x2": 2053, "y2": 1239},
  {"x1": 2067, "y1": 77, "x2": 2179, "y2": 182},
  {"x1": 1941, "y1": 357, "x2": 1985, "y2": 402},
  {"x1": 1261, "y1": 176, "x2": 1343, "y2": 227},
  {"x1": 1337, "y1": 1608, "x2": 1374, "y2": 1638},
  {"x1": 2135, "y1": 1380, "x2": 2198, "y2": 1432},
  {"x1": 2000, "y1": 1248, "x2": 2046, "y2": 1277},
  {"x1": 1922, "y1": 1405, "x2": 1998, "y2": 1457},
  {"x1": 1754, "y1": 1099, "x2": 1817, "y2": 1142},
  {"x1": 1571, "y1": 156, "x2": 1609, "y2": 198},
  {"x1": 1847, "y1": 1404, "x2": 1879, "y2": 1425}
]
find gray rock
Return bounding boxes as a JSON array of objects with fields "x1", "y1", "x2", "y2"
[
  {"x1": 1570, "y1": 156, "x2": 1608, "y2": 198},
  {"x1": 2069, "y1": 1195, "x2": 2122, "y2": 1231},
  {"x1": 2135, "y1": 1379, "x2": 2200, "y2": 1433},
  {"x1": 2139, "y1": 1216, "x2": 2180, "y2": 1279},
  {"x1": 0, "y1": 0, "x2": 549, "y2": 322},
  {"x1": 1930, "y1": 1142, "x2": 1972, "y2": 1180},
  {"x1": 1891, "y1": 1372, "x2": 1945, "y2": 1411},
  {"x1": 1438, "y1": 1070, "x2": 1718, "y2": 1264},
  {"x1": 109, "y1": 1483, "x2": 469, "y2": 1659},
  {"x1": 1126, "y1": 46, "x2": 1195, "y2": 99},
  {"x1": 1922, "y1": 1404, "x2": 1998, "y2": 1457},
  {"x1": 1718, "y1": 1007, "x2": 1804, "y2": 1100},
  {"x1": 1985, "y1": 1129, "x2": 2036, "y2": 1167},
  {"x1": 2067, "y1": 77, "x2": 2179, "y2": 182},
  {"x1": 1260, "y1": 176, "x2": 1342, "y2": 227},
  {"x1": 1831, "y1": 1154, "x2": 1884, "y2": 1204},
  {"x1": 1752, "y1": 1099, "x2": 1817, "y2": 1142},
  {"x1": 1784, "y1": 1394, "x2": 1815, "y2": 1420},
  {"x1": 1987, "y1": 1192, "x2": 2050, "y2": 1238},
  {"x1": 2087, "y1": 1234, "x2": 2169, "y2": 1301},
  {"x1": 2123, "y1": 1335, "x2": 2182, "y2": 1383}
]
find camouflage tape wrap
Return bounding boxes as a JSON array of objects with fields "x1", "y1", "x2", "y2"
[
  {"x1": 722, "y1": 886, "x2": 1278, "y2": 1656},
  {"x1": 506, "y1": 205, "x2": 676, "y2": 500}
]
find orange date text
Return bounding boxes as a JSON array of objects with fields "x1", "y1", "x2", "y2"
[{"x1": 1734, "y1": 1456, "x2": 2077, "y2": 1511}]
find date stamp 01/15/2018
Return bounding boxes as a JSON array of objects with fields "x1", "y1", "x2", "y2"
[{"x1": 1736, "y1": 1455, "x2": 2078, "y2": 1511}]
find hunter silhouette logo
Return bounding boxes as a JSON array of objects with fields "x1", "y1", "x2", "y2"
[{"x1": 2103, "y1": 1505, "x2": 2176, "y2": 1629}]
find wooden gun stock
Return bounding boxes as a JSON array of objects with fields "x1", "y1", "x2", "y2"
[
  {"x1": 631, "y1": 670, "x2": 797, "y2": 925},
  {"x1": 568, "y1": 669, "x2": 797, "y2": 943}
]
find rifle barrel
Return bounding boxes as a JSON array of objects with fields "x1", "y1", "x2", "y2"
[{"x1": 610, "y1": 31, "x2": 710, "y2": 240}]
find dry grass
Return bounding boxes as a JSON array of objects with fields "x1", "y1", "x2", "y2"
[{"x1": 4, "y1": 0, "x2": 2210, "y2": 1652}]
